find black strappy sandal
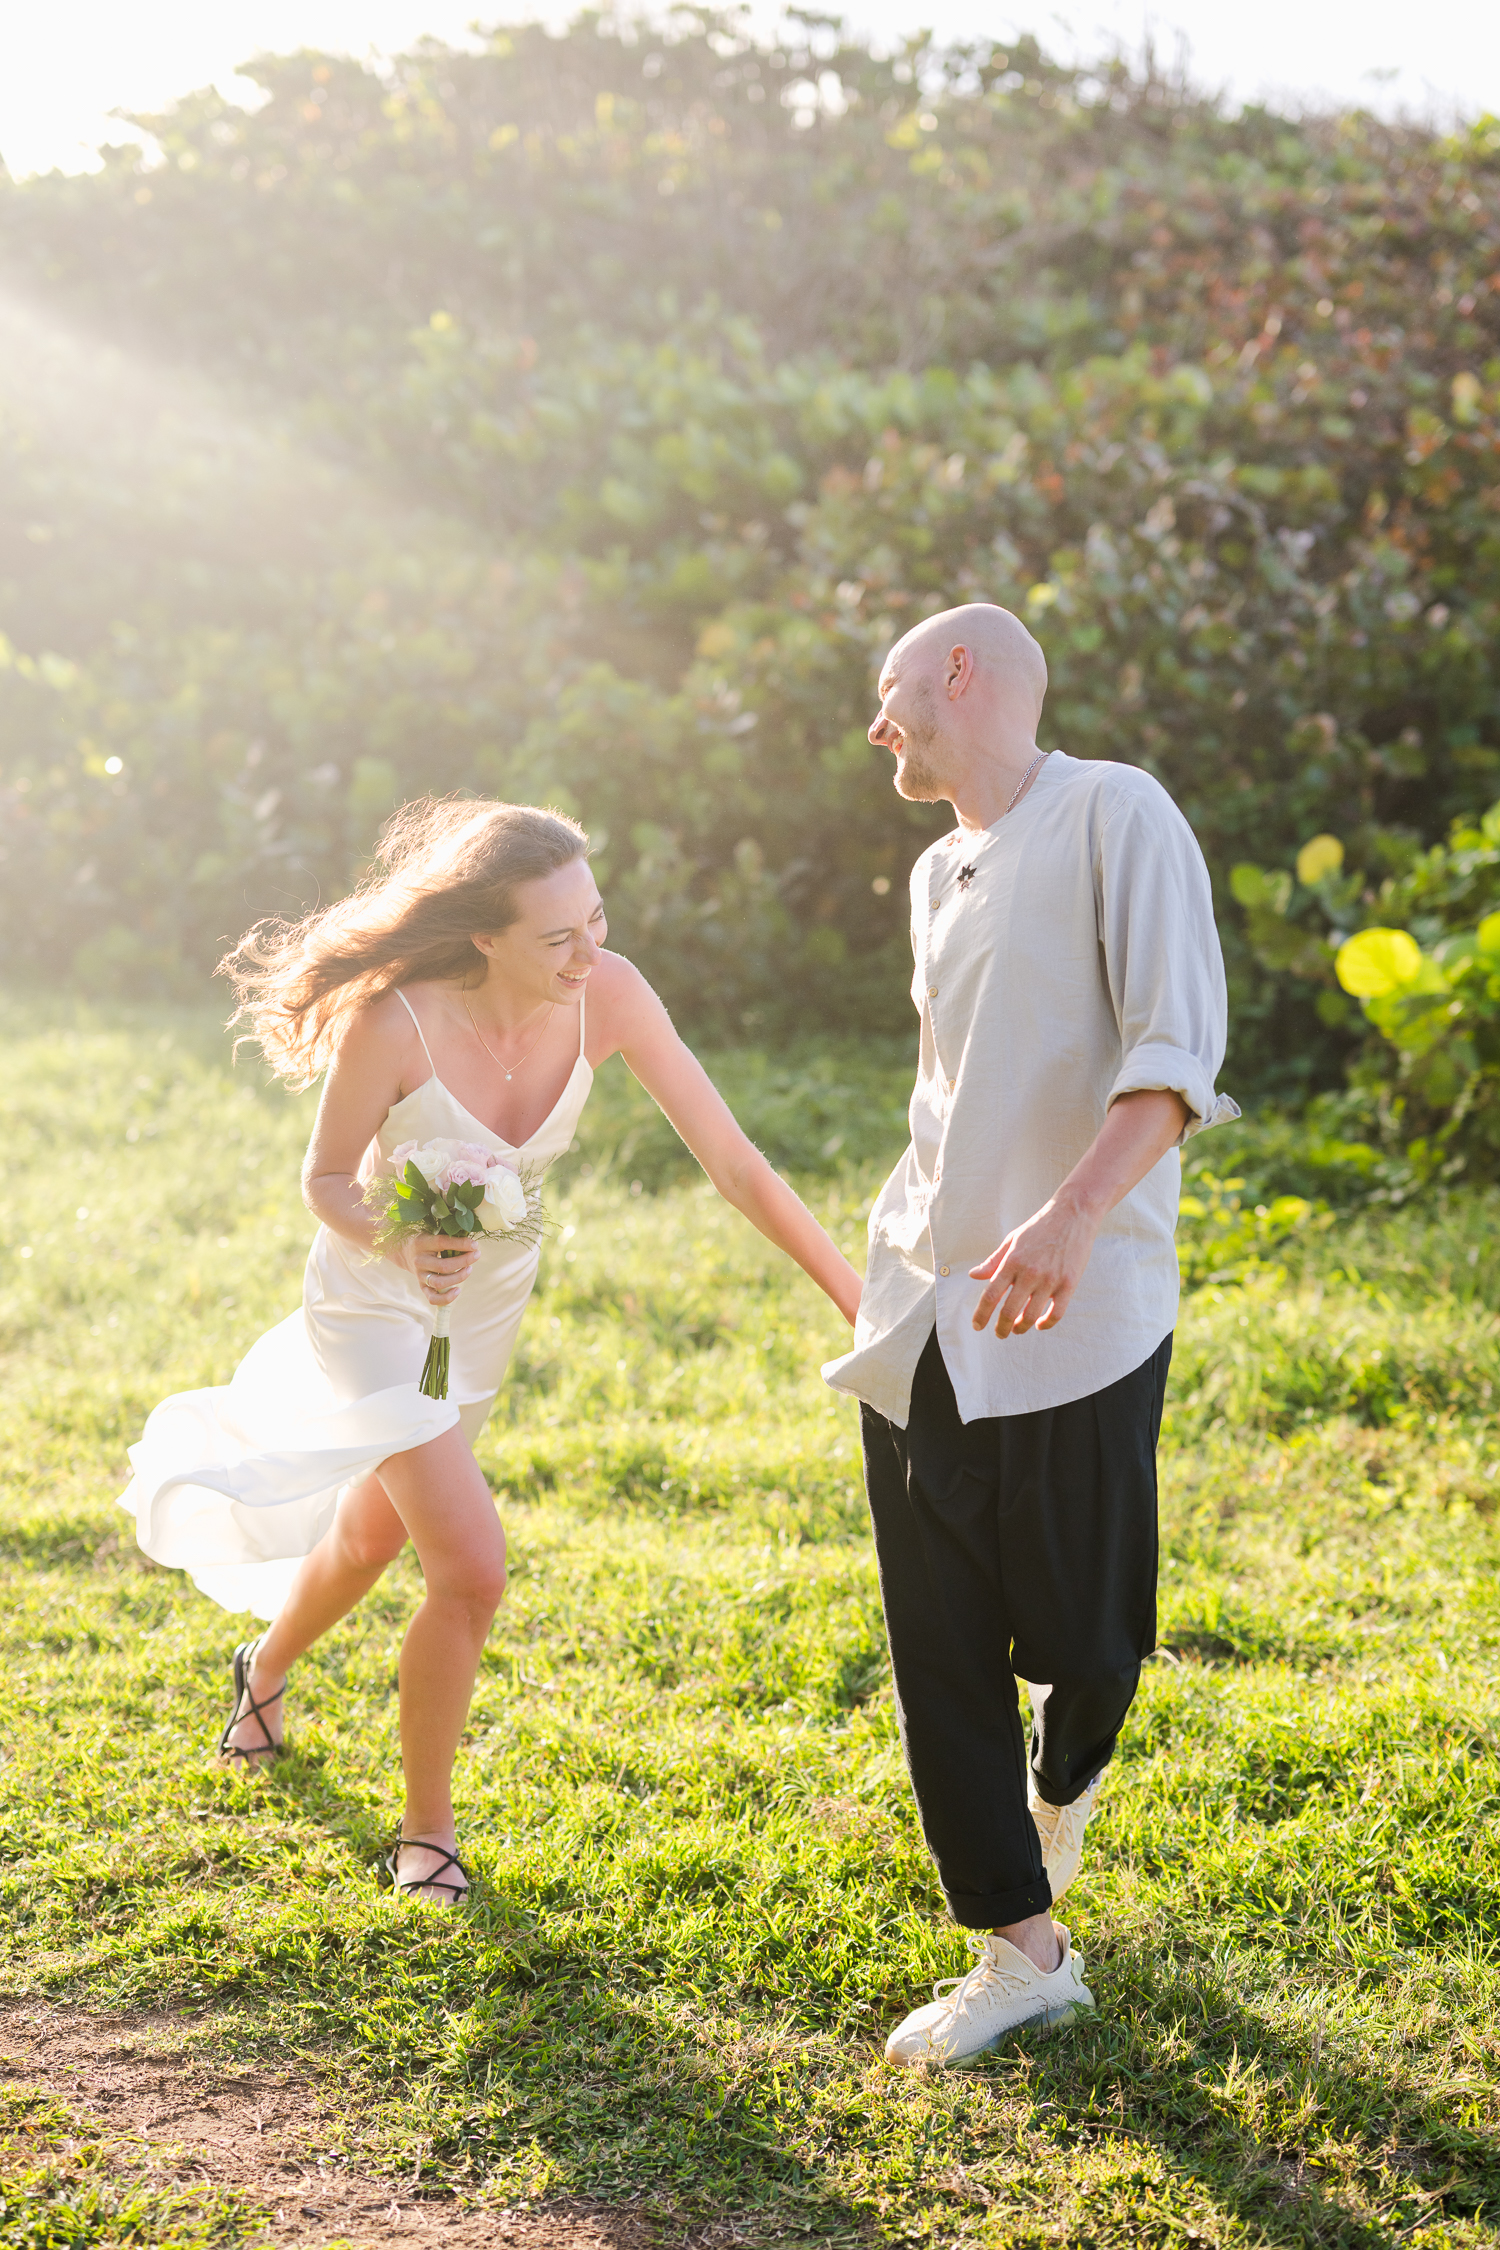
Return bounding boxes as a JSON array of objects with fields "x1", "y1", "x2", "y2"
[
  {"x1": 217, "y1": 1638, "x2": 284, "y2": 1767},
  {"x1": 381, "y1": 1837, "x2": 471, "y2": 1903}
]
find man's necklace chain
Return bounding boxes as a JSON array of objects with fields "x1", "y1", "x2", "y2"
[
  {"x1": 1005, "y1": 750, "x2": 1047, "y2": 813},
  {"x1": 942, "y1": 753, "x2": 1048, "y2": 905}
]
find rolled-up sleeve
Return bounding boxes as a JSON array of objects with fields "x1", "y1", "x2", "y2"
[{"x1": 1098, "y1": 779, "x2": 1238, "y2": 1143}]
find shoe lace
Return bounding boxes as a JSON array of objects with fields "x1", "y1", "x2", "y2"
[
  {"x1": 931, "y1": 1939, "x2": 1031, "y2": 2022},
  {"x1": 1052, "y1": 1801, "x2": 1088, "y2": 1852},
  {"x1": 1034, "y1": 1778, "x2": 1097, "y2": 1851}
]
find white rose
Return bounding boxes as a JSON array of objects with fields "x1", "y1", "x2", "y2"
[
  {"x1": 406, "y1": 1143, "x2": 448, "y2": 1186},
  {"x1": 478, "y1": 1167, "x2": 528, "y2": 1233}
]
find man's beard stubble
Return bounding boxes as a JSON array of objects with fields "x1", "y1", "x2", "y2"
[
  {"x1": 891, "y1": 680, "x2": 948, "y2": 802},
  {"x1": 893, "y1": 743, "x2": 945, "y2": 801}
]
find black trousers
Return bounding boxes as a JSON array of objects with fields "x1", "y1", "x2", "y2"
[{"x1": 861, "y1": 1327, "x2": 1171, "y2": 1928}]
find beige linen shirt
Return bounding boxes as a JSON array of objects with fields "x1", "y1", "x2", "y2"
[{"x1": 823, "y1": 751, "x2": 1238, "y2": 1428}]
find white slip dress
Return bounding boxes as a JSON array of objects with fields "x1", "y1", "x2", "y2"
[{"x1": 119, "y1": 990, "x2": 594, "y2": 1621}]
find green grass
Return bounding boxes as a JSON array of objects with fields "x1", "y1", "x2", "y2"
[{"x1": 1, "y1": 990, "x2": 1499, "y2": 2247}]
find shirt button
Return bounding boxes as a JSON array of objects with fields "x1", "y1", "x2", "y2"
[
  {"x1": 927, "y1": 983, "x2": 938, "y2": 997},
  {"x1": 939, "y1": 1265, "x2": 950, "y2": 1277}
]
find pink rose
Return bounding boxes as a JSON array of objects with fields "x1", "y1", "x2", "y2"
[{"x1": 445, "y1": 1158, "x2": 492, "y2": 1187}]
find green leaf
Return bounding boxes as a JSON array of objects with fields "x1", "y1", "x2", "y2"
[{"x1": 1230, "y1": 864, "x2": 1292, "y2": 914}]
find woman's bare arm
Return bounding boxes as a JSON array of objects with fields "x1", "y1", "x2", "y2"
[
  {"x1": 299, "y1": 997, "x2": 479, "y2": 1299},
  {"x1": 601, "y1": 964, "x2": 862, "y2": 1326}
]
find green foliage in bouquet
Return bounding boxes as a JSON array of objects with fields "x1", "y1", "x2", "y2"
[
  {"x1": 363, "y1": 1149, "x2": 542, "y2": 1398},
  {"x1": 365, "y1": 1158, "x2": 492, "y2": 1254},
  {"x1": 1232, "y1": 803, "x2": 1500, "y2": 1183}
]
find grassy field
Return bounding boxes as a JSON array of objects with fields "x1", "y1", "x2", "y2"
[{"x1": 0, "y1": 991, "x2": 1498, "y2": 2248}]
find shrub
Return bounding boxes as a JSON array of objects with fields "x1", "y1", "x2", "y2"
[
  {"x1": 2, "y1": 19, "x2": 1500, "y2": 1087},
  {"x1": 1233, "y1": 801, "x2": 1500, "y2": 1181}
]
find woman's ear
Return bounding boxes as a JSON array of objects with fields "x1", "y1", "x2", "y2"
[{"x1": 470, "y1": 932, "x2": 499, "y2": 961}]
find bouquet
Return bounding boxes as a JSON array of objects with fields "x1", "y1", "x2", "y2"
[{"x1": 364, "y1": 1138, "x2": 544, "y2": 1399}]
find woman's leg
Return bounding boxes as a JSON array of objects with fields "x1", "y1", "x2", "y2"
[
  {"x1": 376, "y1": 1424, "x2": 508, "y2": 1899},
  {"x1": 221, "y1": 1424, "x2": 506, "y2": 1902},
  {"x1": 220, "y1": 1469, "x2": 411, "y2": 1762}
]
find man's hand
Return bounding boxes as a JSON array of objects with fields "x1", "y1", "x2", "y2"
[
  {"x1": 968, "y1": 1088, "x2": 1192, "y2": 1340},
  {"x1": 969, "y1": 1192, "x2": 1098, "y2": 1337}
]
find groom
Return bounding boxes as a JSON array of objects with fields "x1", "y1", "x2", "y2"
[{"x1": 824, "y1": 602, "x2": 1235, "y2": 2065}]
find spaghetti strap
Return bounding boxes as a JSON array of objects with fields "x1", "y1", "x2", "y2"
[
  {"x1": 395, "y1": 989, "x2": 437, "y2": 1078},
  {"x1": 579, "y1": 984, "x2": 586, "y2": 1056},
  {"x1": 119, "y1": 966, "x2": 596, "y2": 1624}
]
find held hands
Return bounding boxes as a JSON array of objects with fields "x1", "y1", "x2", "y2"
[
  {"x1": 968, "y1": 1189, "x2": 1100, "y2": 1339},
  {"x1": 388, "y1": 1229, "x2": 480, "y2": 1306}
]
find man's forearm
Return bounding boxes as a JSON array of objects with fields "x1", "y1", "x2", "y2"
[
  {"x1": 1053, "y1": 1089, "x2": 1191, "y2": 1223},
  {"x1": 970, "y1": 1087, "x2": 1192, "y2": 1337}
]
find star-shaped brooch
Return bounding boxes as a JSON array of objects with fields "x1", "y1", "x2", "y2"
[{"x1": 956, "y1": 864, "x2": 977, "y2": 892}]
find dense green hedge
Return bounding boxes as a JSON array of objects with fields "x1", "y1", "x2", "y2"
[{"x1": 1, "y1": 17, "x2": 1498, "y2": 1092}]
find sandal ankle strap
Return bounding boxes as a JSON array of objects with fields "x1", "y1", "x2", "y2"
[
  {"x1": 217, "y1": 1638, "x2": 284, "y2": 1763},
  {"x1": 383, "y1": 1837, "x2": 470, "y2": 1899}
]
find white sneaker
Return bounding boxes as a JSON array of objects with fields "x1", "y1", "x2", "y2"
[
  {"x1": 884, "y1": 1926, "x2": 1094, "y2": 2066},
  {"x1": 1028, "y1": 1773, "x2": 1101, "y2": 1901}
]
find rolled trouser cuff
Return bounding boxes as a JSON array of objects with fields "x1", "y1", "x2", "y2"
[
  {"x1": 946, "y1": 1873, "x2": 1053, "y2": 1929},
  {"x1": 1030, "y1": 1750, "x2": 1114, "y2": 1811}
]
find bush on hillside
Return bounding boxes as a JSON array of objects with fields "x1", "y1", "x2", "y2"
[{"x1": 0, "y1": 18, "x2": 1498, "y2": 1089}]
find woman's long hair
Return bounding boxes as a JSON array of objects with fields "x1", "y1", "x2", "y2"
[{"x1": 221, "y1": 796, "x2": 589, "y2": 1087}]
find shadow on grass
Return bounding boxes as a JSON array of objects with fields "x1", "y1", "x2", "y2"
[
  {"x1": 20, "y1": 1850, "x2": 1495, "y2": 2248},
  {"x1": 996, "y1": 1938, "x2": 1500, "y2": 2247},
  {"x1": 384, "y1": 1965, "x2": 881, "y2": 2243},
  {"x1": 253, "y1": 1740, "x2": 396, "y2": 1869},
  {"x1": 386, "y1": 1903, "x2": 1493, "y2": 2246}
]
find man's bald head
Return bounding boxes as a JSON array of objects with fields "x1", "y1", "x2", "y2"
[
  {"x1": 869, "y1": 602, "x2": 1051, "y2": 813},
  {"x1": 892, "y1": 604, "x2": 1048, "y2": 729}
]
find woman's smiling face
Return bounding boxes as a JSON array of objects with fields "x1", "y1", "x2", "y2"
[{"x1": 470, "y1": 856, "x2": 606, "y2": 1008}]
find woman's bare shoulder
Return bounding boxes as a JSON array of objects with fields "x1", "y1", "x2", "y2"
[
  {"x1": 332, "y1": 988, "x2": 427, "y2": 1083},
  {"x1": 583, "y1": 951, "x2": 668, "y2": 1060}
]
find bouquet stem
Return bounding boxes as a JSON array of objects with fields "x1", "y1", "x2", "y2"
[{"x1": 421, "y1": 1302, "x2": 452, "y2": 1400}]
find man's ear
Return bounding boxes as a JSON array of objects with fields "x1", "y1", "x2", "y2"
[{"x1": 946, "y1": 643, "x2": 974, "y2": 699}]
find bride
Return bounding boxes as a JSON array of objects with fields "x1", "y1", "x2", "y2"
[{"x1": 121, "y1": 797, "x2": 862, "y2": 1903}]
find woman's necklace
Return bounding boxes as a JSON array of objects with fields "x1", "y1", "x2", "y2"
[{"x1": 463, "y1": 995, "x2": 555, "y2": 1083}]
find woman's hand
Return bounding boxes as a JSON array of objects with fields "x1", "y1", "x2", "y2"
[{"x1": 387, "y1": 1230, "x2": 481, "y2": 1305}]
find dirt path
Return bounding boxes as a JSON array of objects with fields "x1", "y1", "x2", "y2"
[{"x1": 0, "y1": 2000, "x2": 662, "y2": 2249}]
